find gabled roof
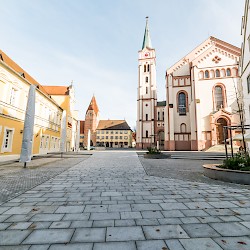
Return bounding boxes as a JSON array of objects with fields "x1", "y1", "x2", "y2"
[
  {"x1": 86, "y1": 96, "x2": 99, "y2": 115},
  {"x1": 167, "y1": 36, "x2": 241, "y2": 74},
  {"x1": 43, "y1": 86, "x2": 70, "y2": 95},
  {"x1": 142, "y1": 17, "x2": 152, "y2": 50},
  {"x1": 0, "y1": 49, "x2": 49, "y2": 95},
  {"x1": 97, "y1": 120, "x2": 131, "y2": 130}
]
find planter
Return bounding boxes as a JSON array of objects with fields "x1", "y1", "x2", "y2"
[
  {"x1": 144, "y1": 154, "x2": 171, "y2": 159},
  {"x1": 203, "y1": 164, "x2": 250, "y2": 185}
]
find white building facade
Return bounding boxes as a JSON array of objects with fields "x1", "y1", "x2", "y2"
[{"x1": 165, "y1": 37, "x2": 241, "y2": 151}]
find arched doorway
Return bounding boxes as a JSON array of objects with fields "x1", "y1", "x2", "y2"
[
  {"x1": 158, "y1": 131, "x2": 165, "y2": 150},
  {"x1": 217, "y1": 118, "x2": 228, "y2": 144},
  {"x1": 106, "y1": 142, "x2": 109, "y2": 147}
]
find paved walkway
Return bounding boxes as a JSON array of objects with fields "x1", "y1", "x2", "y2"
[{"x1": 0, "y1": 151, "x2": 250, "y2": 249}]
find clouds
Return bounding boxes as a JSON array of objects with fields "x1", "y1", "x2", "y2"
[{"x1": 0, "y1": 0, "x2": 245, "y2": 128}]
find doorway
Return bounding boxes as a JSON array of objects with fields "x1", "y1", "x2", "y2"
[{"x1": 217, "y1": 118, "x2": 228, "y2": 144}]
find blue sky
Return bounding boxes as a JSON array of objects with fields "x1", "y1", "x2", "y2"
[{"x1": 0, "y1": 0, "x2": 245, "y2": 129}]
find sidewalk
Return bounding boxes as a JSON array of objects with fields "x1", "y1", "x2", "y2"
[{"x1": 0, "y1": 151, "x2": 250, "y2": 249}]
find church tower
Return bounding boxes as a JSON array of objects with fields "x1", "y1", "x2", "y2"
[
  {"x1": 84, "y1": 96, "x2": 100, "y2": 147},
  {"x1": 136, "y1": 17, "x2": 157, "y2": 149}
]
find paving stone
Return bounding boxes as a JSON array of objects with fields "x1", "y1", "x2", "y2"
[
  {"x1": 214, "y1": 236, "x2": 250, "y2": 250},
  {"x1": 23, "y1": 229, "x2": 74, "y2": 244},
  {"x1": 90, "y1": 212, "x2": 120, "y2": 220},
  {"x1": 136, "y1": 219, "x2": 159, "y2": 226},
  {"x1": 0, "y1": 246, "x2": 31, "y2": 250},
  {"x1": 160, "y1": 203, "x2": 188, "y2": 210},
  {"x1": 210, "y1": 222, "x2": 250, "y2": 236},
  {"x1": 166, "y1": 239, "x2": 185, "y2": 250},
  {"x1": 84, "y1": 205, "x2": 108, "y2": 213},
  {"x1": 143, "y1": 225, "x2": 189, "y2": 239},
  {"x1": 29, "y1": 245, "x2": 50, "y2": 250},
  {"x1": 3, "y1": 207, "x2": 32, "y2": 215},
  {"x1": 197, "y1": 216, "x2": 222, "y2": 223},
  {"x1": 115, "y1": 219, "x2": 136, "y2": 227},
  {"x1": 93, "y1": 220, "x2": 114, "y2": 227},
  {"x1": 218, "y1": 215, "x2": 242, "y2": 222},
  {"x1": 0, "y1": 230, "x2": 31, "y2": 245},
  {"x1": 55, "y1": 205, "x2": 84, "y2": 214},
  {"x1": 184, "y1": 202, "x2": 213, "y2": 209},
  {"x1": 49, "y1": 243, "x2": 93, "y2": 250},
  {"x1": 93, "y1": 242, "x2": 136, "y2": 250},
  {"x1": 71, "y1": 228, "x2": 106, "y2": 242},
  {"x1": 30, "y1": 213, "x2": 64, "y2": 222},
  {"x1": 180, "y1": 217, "x2": 200, "y2": 224},
  {"x1": 141, "y1": 211, "x2": 163, "y2": 219},
  {"x1": 0, "y1": 214, "x2": 10, "y2": 222},
  {"x1": 121, "y1": 211, "x2": 142, "y2": 219},
  {"x1": 108, "y1": 204, "x2": 131, "y2": 212},
  {"x1": 28, "y1": 222, "x2": 51, "y2": 229},
  {"x1": 182, "y1": 209, "x2": 209, "y2": 217},
  {"x1": 106, "y1": 226, "x2": 145, "y2": 241},
  {"x1": 205, "y1": 208, "x2": 235, "y2": 216},
  {"x1": 179, "y1": 238, "x2": 223, "y2": 250},
  {"x1": 70, "y1": 220, "x2": 93, "y2": 228},
  {"x1": 49, "y1": 221, "x2": 71, "y2": 228},
  {"x1": 0, "y1": 207, "x2": 11, "y2": 214},
  {"x1": 240, "y1": 221, "x2": 250, "y2": 229},
  {"x1": 0, "y1": 222, "x2": 11, "y2": 230},
  {"x1": 131, "y1": 204, "x2": 162, "y2": 211},
  {"x1": 8, "y1": 222, "x2": 32, "y2": 230},
  {"x1": 161, "y1": 210, "x2": 185, "y2": 218},
  {"x1": 158, "y1": 218, "x2": 182, "y2": 225},
  {"x1": 101, "y1": 192, "x2": 122, "y2": 197},
  {"x1": 182, "y1": 223, "x2": 220, "y2": 237},
  {"x1": 62, "y1": 213, "x2": 90, "y2": 221},
  {"x1": 136, "y1": 240, "x2": 167, "y2": 250}
]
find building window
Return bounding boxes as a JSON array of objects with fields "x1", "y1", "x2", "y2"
[
  {"x1": 2, "y1": 129, "x2": 14, "y2": 152},
  {"x1": 204, "y1": 70, "x2": 209, "y2": 79},
  {"x1": 106, "y1": 136, "x2": 108, "y2": 139},
  {"x1": 180, "y1": 123, "x2": 187, "y2": 133},
  {"x1": 9, "y1": 87, "x2": 17, "y2": 105},
  {"x1": 106, "y1": 131, "x2": 109, "y2": 134},
  {"x1": 215, "y1": 69, "x2": 220, "y2": 77},
  {"x1": 162, "y1": 111, "x2": 164, "y2": 120},
  {"x1": 157, "y1": 112, "x2": 160, "y2": 120},
  {"x1": 144, "y1": 65, "x2": 146, "y2": 72},
  {"x1": 124, "y1": 131, "x2": 128, "y2": 134},
  {"x1": 111, "y1": 131, "x2": 113, "y2": 134},
  {"x1": 214, "y1": 86, "x2": 224, "y2": 110},
  {"x1": 145, "y1": 77, "x2": 148, "y2": 83},
  {"x1": 146, "y1": 130, "x2": 148, "y2": 138},
  {"x1": 115, "y1": 136, "x2": 118, "y2": 139},
  {"x1": 120, "y1": 131, "x2": 123, "y2": 134},
  {"x1": 147, "y1": 64, "x2": 150, "y2": 72},
  {"x1": 226, "y1": 68, "x2": 231, "y2": 76},
  {"x1": 146, "y1": 114, "x2": 148, "y2": 121},
  {"x1": 178, "y1": 92, "x2": 187, "y2": 115},
  {"x1": 110, "y1": 136, "x2": 113, "y2": 139},
  {"x1": 146, "y1": 87, "x2": 148, "y2": 94},
  {"x1": 120, "y1": 136, "x2": 122, "y2": 139},
  {"x1": 115, "y1": 131, "x2": 118, "y2": 134},
  {"x1": 124, "y1": 136, "x2": 128, "y2": 139}
]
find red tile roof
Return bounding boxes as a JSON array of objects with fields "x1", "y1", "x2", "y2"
[
  {"x1": 43, "y1": 86, "x2": 69, "y2": 95},
  {"x1": 0, "y1": 50, "x2": 49, "y2": 95},
  {"x1": 97, "y1": 120, "x2": 131, "y2": 130}
]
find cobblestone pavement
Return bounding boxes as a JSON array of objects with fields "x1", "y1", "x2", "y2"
[
  {"x1": 0, "y1": 151, "x2": 250, "y2": 249},
  {"x1": 0, "y1": 155, "x2": 90, "y2": 204}
]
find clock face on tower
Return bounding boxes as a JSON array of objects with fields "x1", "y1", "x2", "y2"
[{"x1": 144, "y1": 53, "x2": 150, "y2": 57}]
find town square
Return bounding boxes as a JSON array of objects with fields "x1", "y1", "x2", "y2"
[{"x1": 1, "y1": 0, "x2": 250, "y2": 249}]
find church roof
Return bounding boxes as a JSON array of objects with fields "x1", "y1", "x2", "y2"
[
  {"x1": 0, "y1": 49, "x2": 49, "y2": 95},
  {"x1": 97, "y1": 120, "x2": 131, "y2": 131},
  {"x1": 86, "y1": 96, "x2": 99, "y2": 115},
  {"x1": 142, "y1": 17, "x2": 152, "y2": 49},
  {"x1": 167, "y1": 36, "x2": 241, "y2": 74},
  {"x1": 43, "y1": 85, "x2": 70, "y2": 95}
]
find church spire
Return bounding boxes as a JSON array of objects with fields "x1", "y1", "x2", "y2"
[{"x1": 142, "y1": 17, "x2": 152, "y2": 49}]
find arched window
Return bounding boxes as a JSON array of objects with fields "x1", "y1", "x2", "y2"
[
  {"x1": 215, "y1": 69, "x2": 220, "y2": 77},
  {"x1": 178, "y1": 92, "x2": 187, "y2": 115},
  {"x1": 199, "y1": 71, "x2": 204, "y2": 79},
  {"x1": 158, "y1": 112, "x2": 160, "y2": 120},
  {"x1": 146, "y1": 87, "x2": 148, "y2": 94},
  {"x1": 144, "y1": 65, "x2": 146, "y2": 72},
  {"x1": 205, "y1": 70, "x2": 209, "y2": 79},
  {"x1": 147, "y1": 64, "x2": 150, "y2": 72},
  {"x1": 180, "y1": 123, "x2": 187, "y2": 133},
  {"x1": 146, "y1": 114, "x2": 148, "y2": 121},
  {"x1": 146, "y1": 130, "x2": 148, "y2": 138},
  {"x1": 145, "y1": 76, "x2": 148, "y2": 82},
  {"x1": 214, "y1": 86, "x2": 224, "y2": 110},
  {"x1": 221, "y1": 69, "x2": 226, "y2": 77},
  {"x1": 210, "y1": 70, "x2": 215, "y2": 78},
  {"x1": 226, "y1": 68, "x2": 231, "y2": 76},
  {"x1": 162, "y1": 111, "x2": 164, "y2": 120}
]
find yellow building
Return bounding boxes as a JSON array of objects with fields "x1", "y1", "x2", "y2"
[
  {"x1": 0, "y1": 50, "x2": 63, "y2": 159},
  {"x1": 96, "y1": 120, "x2": 132, "y2": 148},
  {"x1": 43, "y1": 85, "x2": 79, "y2": 151}
]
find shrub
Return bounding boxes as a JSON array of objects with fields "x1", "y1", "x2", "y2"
[
  {"x1": 219, "y1": 153, "x2": 250, "y2": 171},
  {"x1": 146, "y1": 147, "x2": 161, "y2": 154}
]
